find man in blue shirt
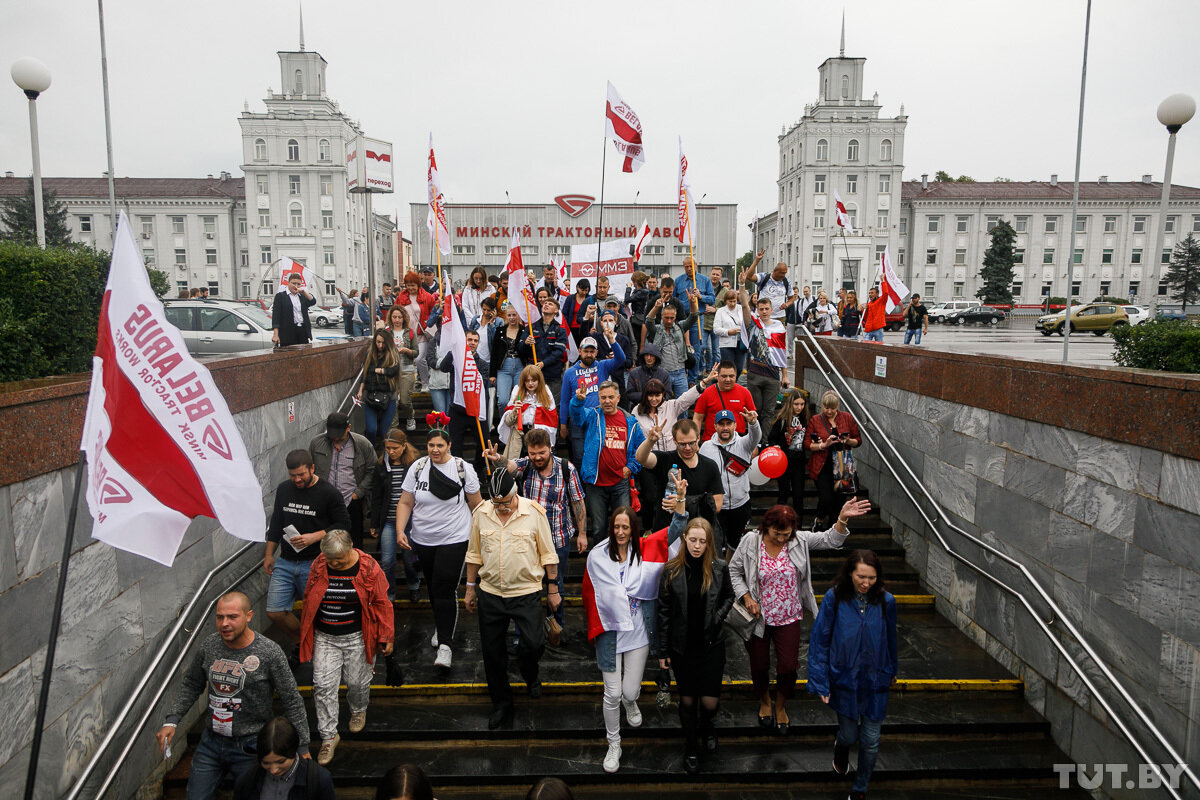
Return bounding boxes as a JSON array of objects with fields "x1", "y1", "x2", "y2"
[
  {"x1": 673, "y1": 256, "x2": 715, "y2": 383},
  {"x1": 559, "y1": 329, "x2": 625, "y2": 473}
]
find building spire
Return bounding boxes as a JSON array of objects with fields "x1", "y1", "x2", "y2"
[
  {"x1": 299, "y1": 0, "x2": 305, "y2": 51},
  {"x1": 839, "y1": 9, "x2": 845, "y2": 57}
]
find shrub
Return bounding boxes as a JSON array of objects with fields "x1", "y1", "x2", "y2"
[
  {"x1": 1110, "y1": 318, "x2": 1200, "y2": 374},
  {"x1": 1091, "y1": 296, "x2": 1131, "y2": 304},
  {"x1": 0, "y1": 242, "x2": 108, "y2": 382}
]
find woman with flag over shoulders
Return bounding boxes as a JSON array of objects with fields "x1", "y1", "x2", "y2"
[{"x1": 583, "y1": 474, "x2": 691, "y2": 774}]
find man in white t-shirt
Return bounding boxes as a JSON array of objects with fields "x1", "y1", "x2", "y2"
[
  {"x1": 740, "y1": 249, "x2": 798, "y2": 322},
  {"x1": 738, "y1": 289, "x2": 790, "y2": 418}
]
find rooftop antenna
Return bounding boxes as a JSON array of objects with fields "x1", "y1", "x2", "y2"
[
  {"x1": 299, "y1": 0, "x2": 305, "y2": 51},
  {"x1": 839, "y1": 10, "x2": 845, "y2": 57}
]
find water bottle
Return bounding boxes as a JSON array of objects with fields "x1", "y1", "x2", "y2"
[{"x1": 665, "y1": 465, "x2": 681, "y2": 502}]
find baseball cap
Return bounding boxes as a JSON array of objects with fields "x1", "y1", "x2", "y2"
[
  {"x1": 419, "y1": 265, "x2": 435, "y2": 273},
  {"x1": 326, "y1": 412, "x2": 351, "y2": 432},
  {"x1": 604, "y1": 296, "x2": 621, "y2": 307},
  {"x1": 580, "y1": 337, "x2": 598, "y2": 350},
  {"x1": 714, "y1": 410, "x2": 736, "y2": 424}
]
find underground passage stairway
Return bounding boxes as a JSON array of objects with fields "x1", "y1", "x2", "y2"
[{"x1": 164, "y1": 451, "x2": 1089, "y2": 799}]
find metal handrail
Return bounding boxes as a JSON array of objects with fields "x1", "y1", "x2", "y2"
[
  {"x1": 64, "y1": 542, "x2": 257, "y2": 800},
  {"x1": 797, "y1": 330, "x2": 1197, "y2": 797}
]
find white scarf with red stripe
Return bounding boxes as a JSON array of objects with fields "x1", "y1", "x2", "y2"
[
  {"x1": 583, "y1": 526, "x2": 682, "y2": 642},
  {"x1": 496, "y1": 388, "x2": 559, "y2": 445}
]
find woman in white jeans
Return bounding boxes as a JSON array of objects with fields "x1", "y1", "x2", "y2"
[{"x1": 583, "y1": 476, "x2": 689, "y2": 773}]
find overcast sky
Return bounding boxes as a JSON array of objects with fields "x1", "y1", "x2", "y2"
[{"x1": 2, "y1": 0, "x2": 1198, "y2": 254}]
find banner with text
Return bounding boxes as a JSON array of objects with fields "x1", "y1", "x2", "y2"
[{"x1": 569, "y1": 238, "x2": 637, "y2": 300}]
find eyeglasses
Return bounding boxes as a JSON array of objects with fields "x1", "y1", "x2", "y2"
[{"x1": 675, "y1": 440, "x2": 698, "y2": 449}]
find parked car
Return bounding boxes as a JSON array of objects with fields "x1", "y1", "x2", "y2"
[
  {"x1": 310, "y1": 305, "x2": 343, "y2": 328},
  {"x1": 1036, "y1": 303, "x2": 1129, "y2": 336},
  {"x1": 1121, "y1": 305, "x2": 1151, "y2": 325},
  {"x1": 927, "y1": 300, "x2": 981, "y2": 323},
  {"x1": 945, "y1": 306, "x2": 1006, "y2": 326},
  {"x1": 1156, "y1": 308, "x2": 1187, "y2": 321},
  {"x1": 162, "y1": 299, "x2": 275, "y2": 355},
  {"x1": 237, "y1": 298, "x2": 269, "y2": 312}
]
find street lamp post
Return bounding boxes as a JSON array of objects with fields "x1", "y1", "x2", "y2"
[
  {"x1": 1149, "y1": 93, "x2": 1195, "y2": 318},
  {"x1": 10, "y1": 58, "x2": 52, "y2": 249}
]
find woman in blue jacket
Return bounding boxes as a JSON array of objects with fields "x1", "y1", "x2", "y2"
[{"x1": 807, "y1": 549, "x2": 898, "y2": 800}]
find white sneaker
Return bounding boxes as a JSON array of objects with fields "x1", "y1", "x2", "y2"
[
  {"x1": 434, "y1": 644, "x2": 452, "y2": 669},
  {"x1": 430, "y1": 631, "x2": 438, "y2": 648},
  {"x1": 603, "y1": 742, "x2": 622, "y2": 773},
  {"x1": 624, "y1": 701, "x2": 642, "y2": 728},
  {"x1": 406, "y1": 417, "x2": 416, "y2": 431}
]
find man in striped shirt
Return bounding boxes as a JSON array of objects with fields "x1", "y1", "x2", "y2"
[{"x1": 739, "y1": 290, "x2": 790, "y2": 418}]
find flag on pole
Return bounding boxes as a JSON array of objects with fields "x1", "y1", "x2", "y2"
[
  {"x1": 505, "y1": 230, "x2": 537, "y2": 323},
  {"x1": 676, "y1": 137, "x2": 698, "y2": 245},
  {"x1": 437, "y1": 295, "x2": 483, "y2": 417},
  {"x1": 879, "y1": 247, "x2": 909, "y2": 313},
  {"x1": 549, "y1": 257, "x2": 580, "y2": 362},
  {"x1": 426, "y1": 133, "x2": 452, "y2": 255},
  {"x1": 633, "y1": 219, "x2": 652, "y2": 262},
  {"x1": 833, "y1": 189, "x2": 854, "y2": 236},
  {"x1": 277, "y1": 256, "x2": 320, "y2": 294},
  {"x1": 554, "y1": 257, "x2": 570, "y2": 297},
  {"x1": 81, "y1": 212, "x2": 265, "y2": 565},
  {"x1": 604, "y1": 81, "x2": 645, "y2": 173}
]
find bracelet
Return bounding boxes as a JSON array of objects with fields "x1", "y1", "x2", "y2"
[
  {"x1": 836, "y1": 518, "x2": 849, "y2": 527},
  {"x1": 466, "y1": 581, "x2": 477, "y2": 587}
]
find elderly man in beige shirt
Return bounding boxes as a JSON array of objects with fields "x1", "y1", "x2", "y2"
[{"x1": 465, "y1": 469, "x2": 560, "y2": 730}]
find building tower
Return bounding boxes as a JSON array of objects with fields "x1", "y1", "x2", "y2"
[
  {"x1": 237, "y1": 27, "x2": 370, "y2": 300},
  {"x1": 775, "y1": 20, "x2": 907, "y2": 297}
]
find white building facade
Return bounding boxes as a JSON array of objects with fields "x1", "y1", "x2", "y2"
[{"x1": 759, "y1": 42, "x2": 1200, "y2": 304}]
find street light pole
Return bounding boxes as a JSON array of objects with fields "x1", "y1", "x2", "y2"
[
  {"x1": 10, "y1": 58, "x2": 52, "y2": 249},
  {"x1": 1149, "y1": 93, "x2": 1195, "y2": 318}
]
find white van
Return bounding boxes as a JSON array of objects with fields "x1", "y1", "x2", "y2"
[{"x1": 928, "y1": 299, "x2": 981, "y2": 323}]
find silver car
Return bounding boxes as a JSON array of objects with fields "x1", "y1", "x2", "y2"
[{"x1": 162, "y1": 299, "x2": 275, "y2": 356}]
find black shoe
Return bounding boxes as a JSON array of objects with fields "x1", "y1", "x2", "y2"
[
  {"x1": 703, "y1": 735, "x2": 718, "y2": 755},
  {"x1": 757, "y1": 713, "x2": 772, "y2": 728},
  {"x1": 526, "y1": 679, "x2": 542, "y2": 699},
  {"x1": 833, "y1": 742, "x2": 850, "y2": 776},
  {"x1": 847, "y1": 792, "x2": 866, "y2": 800},
  {"x1": 775, "y1": 719, "x2": 789, "y2": 736},
  {"x1": 487, "y1": 705, "x2": 513, "y2": 730},
  {"x1": 409, "y1": 589, "x2": 421, "y2": 603},
  {"x1": 683, "y1": 754, "x2": 700, "y2": 773}
]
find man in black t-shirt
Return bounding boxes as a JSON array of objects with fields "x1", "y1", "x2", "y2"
[
  {"x1": 265, "y1": 448, "x2": 352, "y2": 649},
  {"x1": 634, "y1": 419, "x2": 725, "y2": 531},
  {"x1": 903, "y1": 294, "x2": 929, "y2": 346}
]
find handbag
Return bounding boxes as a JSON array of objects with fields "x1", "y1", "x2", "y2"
[
  {"x1": 833, "y1": 448, "x2": 857, "y2": 494},
  {"x1": 383, "y1": 653, "x2": 406, "y2": 687},
  {"x1": 544, "y1": 614, "x2": 563, "y2": 647},
  {"x1": 726, "y1": 600, "x2": 758, "y2": 642},
  {"x1": 365, "y1": 390, "x2": 391, "y2": 411}
]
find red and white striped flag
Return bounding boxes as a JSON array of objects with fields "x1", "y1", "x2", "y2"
[
  {"x1": 553, "y1": 257, "x2": 570, "y2": 297},
  {"x1": 81, "y1": 212, "x2": 265, "y2": 565},
  {"x1": 879, "y1": 248, "x2": 909, "y2": 313},
  {"x1": 505, "y1": 230, "x2": 537, "y2": 323},
  {"x1": 438, "y1": 295, "x2": 483, "y2": 417},
  {"x1": 677, "y1": 137, "x2": 698, "y2": 246},
  {"x1": 604, "y1": 82, "x2": 645, "y2": 173},
  {"x1": 277, "y1": 256, "x2": 320, "y2": 294},
  {"x1": 426, "y1": 133, "x2": 452, "y2": 256},
  {"x1": 633, "y1": 219, "x2": 652, "y2": 262},
  {"x1": 833, "y1": 189, "x2": 854, "y2": 236}
]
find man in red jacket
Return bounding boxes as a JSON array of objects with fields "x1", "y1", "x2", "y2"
[{"x1": 300, "y1": 529, "x2": 394, "y2": 765}]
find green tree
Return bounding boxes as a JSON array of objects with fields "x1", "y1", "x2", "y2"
[
  {"x1": 146, "y1": 262, "x2": 170, "y2": 297},
  {"x1": 934, "y1": 171, "x2": 976, "y2": 183},
  {"x1": 1165, "y1": 233, "x2": 1200, "y2": 312},
  {"x1": 977, "y1": 219, "x2": 1016, "y2": 304},
  {"x1": 736, "y1": 250, "x2": 756, "y2": 270},
  {"x1": 0, "y1": 180, "x2": 73, "y2": 246}
]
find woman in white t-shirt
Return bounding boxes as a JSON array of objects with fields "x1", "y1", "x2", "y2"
[
  {"x1": 461, "y1": 266, "x2": 496, "y2": 327},
  {"x1": 395, "y1": 418, "x2": 483, "y2": 669},
  {"x1": 713, "y1": 290, "x2": 748, "y2": 376}
]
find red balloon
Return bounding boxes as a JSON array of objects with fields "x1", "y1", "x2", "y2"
[{"x1": 758, "y1": 446, "x2": 788, "y2": 479}]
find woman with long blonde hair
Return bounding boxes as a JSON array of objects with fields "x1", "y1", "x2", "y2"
[
  {"x1": 655, "y1": 516, "x2": 734, "y2": 773},
  {"x1": 497, "y1": 364, "x2": 559, "y2": 455},
  {"x1": 386, "y1": 307, "x2": 418, "y2": 432},
  {"x1": 358, "y1": 328, "x2": 401, "y2": 446}
]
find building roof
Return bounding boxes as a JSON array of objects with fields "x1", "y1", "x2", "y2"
[
  {"x1": 0, "y1": 176, "x2": 245, "y2": 200},
  {"x1": 901, "y1": 180, "x2": 1200, "y2": 202}
]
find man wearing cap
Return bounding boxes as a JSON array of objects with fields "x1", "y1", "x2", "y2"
[
  {"x1": 587, "y1": 293, "x2": 635, "y2": 346},
  {"x1": 310, "y1": 413, "x2": 375, "y2": 550},
  {"x1": 520, "y1": 296, "x2": 570, "y2": 403},
  {"x1": 465, "y1": 469, "x2": 560, "y2": 729},
  {"x1": 271, "y1": 272, "x2": 316, "y2": 347},
  {"x1": 559, "y1": 328, "x2": 626, "y2": 472},
  {"x1": 420, "y1": 265, "x2": 441, "y2": 297},
  {"x1": 699, "y1": 407, "x2": 761, "y2": 555}
]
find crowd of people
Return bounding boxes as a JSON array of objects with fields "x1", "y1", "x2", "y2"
[{"x1": 161, "y1": 256, "x2": 905, "y2": 800}]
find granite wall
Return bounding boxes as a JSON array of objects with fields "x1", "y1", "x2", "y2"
[
  {"x1": 798, "y1": 339, "x2": 1200, "y2": 800},
  {"x1": 0, "y1": 340, "x2": 366, "y2": 799}
]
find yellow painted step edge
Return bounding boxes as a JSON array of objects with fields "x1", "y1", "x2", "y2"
[{"x1": 292, "y1": 594, "x2": 938, "y2": 612}]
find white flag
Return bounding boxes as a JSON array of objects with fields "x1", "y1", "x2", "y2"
[
  {"x1": 81, "y1": 212, "x2": 265, "y2": 565},
  {"x1": 426, "y1": 133, "x2": 452, "y2": 256},
  {"x1": 277, "y1": 256, "x2": 320, "y2": 294},
  {"x1": 833, "y1": 189, "x2": 855, "y2": 236},
  {"x1": 505, "y1": 230, "x2": 537, "y2": 323},
  {"x1": 677, "y1": 137, "x2": 698, "y2": 246},
  {"x1": 633, "y1": 219, "x2": 652, "y2": 262},
  {"x1": 604, "y1": 82, "x2": 645, "y2": 173},
  {"x1": 879, "y1": 248, "x2": 909, "y2": 313}
]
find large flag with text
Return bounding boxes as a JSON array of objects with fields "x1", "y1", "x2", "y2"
[
  {"x1": 426, "y1": 133, "x2": 452, "y2": 255},
  {"x1": 604, "y1": 82, "x2": 645, "y2": 173},
  {"x1": 878, "y1": 248, "x2": 909, "y2": 313},
  {"x1": 833, "y1": 189, "x2": 855, "y2": 236},
  {"x1": 277, "y1": 256, "x2": 320, "y2": 294},
  {"x1": 81, "y1": 212, "x2": 265, "y2": 565},
  {"x1": 505, "y1": 230, "x2": 537, "y2": 323},
  {"x1": 438, "y1": 295, "x2": 483, "y2": 416},
  {"x1": 677, "y1": 137, "x2": 698, "y2": 247}
]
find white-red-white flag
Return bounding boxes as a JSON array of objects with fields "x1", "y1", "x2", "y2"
[
  {"x1": 677, "y1": 137, "x2": 698, "y2": 246},
  {"x1": 81, "y1": 212, "x2": 265, "y2": 565},
  {"x1": 553, "y1": 257, "x2": 570, "y2": 297},
  {"x1": 833, "y1": 189, "x2": 854, "y2": 236},
  {"x1": 879, "y1": 248, "x2": 909, "y2": 313},
  {"x1": 277, "y1": 256, "x2": 320, "y2": 294},
  {"x1": 437, "y1": 295, "x2": 483, "y2": 417},
  {"x1": 604, "y1": 82, "x2": 645, "y2": 173},
  {"x1": 505, "y1": 230, "x2": 537, "y2": 323},
  {"x1": 633, "y1": 219, "x2": 652, "y2": 262},
  {"x1": 426, "y1": 133, "x2": 452, "y2": 256}
]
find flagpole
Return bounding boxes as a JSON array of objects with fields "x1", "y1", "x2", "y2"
[
  {"x1": 522, "y1": 291, "x2": 538, "y2": 364},
  {"x1": 24, "y1": 455, "x2": 86, "y2": 800},
  {"x1": 97, "y1": 0, "x2": 117, "y2": 239},
  {"x1": 595, "y1": 134, "x2": 608, "y2": 287},
  {"x1": 476, "y1": 419, "x2": 491, "y2": 475}
]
